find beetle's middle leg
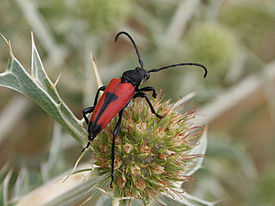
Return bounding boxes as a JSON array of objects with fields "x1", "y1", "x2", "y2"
[
  {"x1": 82, "y1": 86, "x2": 106, "y2": 125},
  {"x1": 134, "y1": 92, "x2": 163, "y2": 119}
]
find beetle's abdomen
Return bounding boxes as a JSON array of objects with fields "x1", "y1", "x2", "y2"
[{"x1": 88, "y1": 78, "x2": 135, "y2": 139}]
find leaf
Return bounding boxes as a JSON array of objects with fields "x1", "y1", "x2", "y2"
[
  {"x1": 159, "y1": 195, "x2": 194, "y2": 206},
  {"x1": 95, "y1": 195, "x2": 112, "y2": 206},
  {"x1": 185, "y1": 126, "x2": 208, "y2": 176},
  {"x1": 30, "y1": 32, "x2": 60, "y2": 103},
  {"x1": 3, "y1": 170, "x2": 13, "y2": 206},
  {"x1": 0, "y1": 34, "x2": 87, "y2": 145},
  {"x1": 161, "y1": 192, "x2": 217, "y2": 206},
  {"x1": 43, "y1": 176, "x2": 108, "y2": 206}
]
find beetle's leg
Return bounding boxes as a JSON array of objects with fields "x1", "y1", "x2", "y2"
[
  {"x1": 82, "y1": 86, "x2": 106, "y2": 125},
  {"x1": 82, "y1": 86, "x2": 106, "y2": 152},
  {"x1": 81, "y1": 142, "x2": 90, "y2": 153},
  {"x1": 82, "y1": 107, "x2": 94, "y2": 125},
  {"x1": 137, "y1": 86, "x2": 157, "y2": 98},
  {"x1": 93, "y1": 86, "x2": 106, "y2": 106},
  {"x1": 110, "y1": 109, "x2": 124, "y2": 188},
  {"x1": 134, "y1": 92, "x2": 163, "y2": 118}
]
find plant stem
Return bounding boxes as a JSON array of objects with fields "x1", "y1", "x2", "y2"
[
  {"x1": 112, "y1": 198, "x2": 120, "y2": 206},
  {"x1": 112, "y1": 186, "x2": 121, "y2": 206}
]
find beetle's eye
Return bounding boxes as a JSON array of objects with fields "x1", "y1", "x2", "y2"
[{"x1": 135, "y1": 67, "x2": 143, "y2": 73}]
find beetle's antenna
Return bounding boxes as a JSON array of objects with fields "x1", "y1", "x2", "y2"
[
  {"x1": 148, "y1": 63, "x2": 208, "y2": 78},
  {"x1": 115, "y1": 31, "x2": 144, "y2": 68}
]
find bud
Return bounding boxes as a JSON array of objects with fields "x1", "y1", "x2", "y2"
[
  {"x1": 158, "y1": 153, "x2": 169, "y2": 160},
  {"x1": 152, "y1": 165, "x2": 165, "y2": 175},
  {"x1": 123, "y1": 143, "x2": 133, "y2": 153},
  {"x1": 135, "y1": 178, "x2": 146, "y2": 190},
  {"x1": 187, "y1": 23, "x2": 237, "y2": 73},
  {"x1": 117, "y1": 175, "x2": 127, "y2": 190},
  {"x1": 77, "y1": 0, "x2": 130, "y2": 32},
  {"x1": 130, "y1": 165, "x2": 141, "y2": 176},
  {"x1": 135, "y1": 122, "x2": 147, "y2": 133},
  {"x1": 155, "y1": 127, "x2": 166, "y2": 138},
  {"x1": 140, "y1": 144, "x2": 151, "y2": 156},
  {"x1": 114, "y1": 157, "x2": 122, "y2": 169}
]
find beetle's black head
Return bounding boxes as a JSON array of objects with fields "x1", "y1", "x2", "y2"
[
  {"x1": 136, "y1": 67, "x2": 150, "y2": 82},
  {"x1": 122, "y1": 67, "x2": 150, "y2": 87}
]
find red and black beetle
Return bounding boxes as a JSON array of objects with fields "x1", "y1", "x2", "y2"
[{"x1": 82, "y1": 31, "x2": 207, "y2": 186}]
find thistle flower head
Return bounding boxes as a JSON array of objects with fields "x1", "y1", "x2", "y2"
[
  {"x1": 77, "y1": 0, "x2": 130, "y2": 31},
  {"x1": 187, "y1": 23, "x2": 237, "y2": 72},
  {"x1": 90, "y1": 93, "x2": 203, "y2": 202}
]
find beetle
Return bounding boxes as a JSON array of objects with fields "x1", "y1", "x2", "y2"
[{"x1": 82, "y1": 31, "x2": 207, "y2": 187}]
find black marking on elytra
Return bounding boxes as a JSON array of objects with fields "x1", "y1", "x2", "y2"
[
  {"x1": 88, "y1": 92, "x2": 118, "y2": 138},
  {"x1": 95, "y1": 92, "x2": 118, "y2": 123},
  {"x1": 88, "y1": 122, "x2": 101, "y2": 140}
]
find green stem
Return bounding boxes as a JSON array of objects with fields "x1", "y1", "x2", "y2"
[
  {"x1": 112, "y1": 198, "x2": 120, "y2": 206},
  {"x1": 112, "y1": 186, "x2": 121, "y2": 206}
]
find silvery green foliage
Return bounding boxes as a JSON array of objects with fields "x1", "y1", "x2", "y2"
[{"x1": 0, "y1": 34, "x2": 86, "y2": 145}]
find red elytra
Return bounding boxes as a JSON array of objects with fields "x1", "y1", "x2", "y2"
[{"x1": 89, "y1": 78, "x2": 135, "y2": 136}]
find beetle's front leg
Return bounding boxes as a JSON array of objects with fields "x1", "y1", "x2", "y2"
[
  {"x1": 134, "y1": 92, "x2": 163, "y2": 119},
  {"x1": 82, "y1": 107, "x2": 94, "y2": 125},
  {"x1": 137, "y1": 86, "x2": 157, "y2": 98}
]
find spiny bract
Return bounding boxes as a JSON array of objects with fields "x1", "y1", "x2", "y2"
[{"x1": 90, "y1": 93, "x2": 202, "y2": 201}]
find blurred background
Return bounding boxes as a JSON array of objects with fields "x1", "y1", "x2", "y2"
[{"x1": 0, "y1": 0, "x2": 275, "y2": 205}]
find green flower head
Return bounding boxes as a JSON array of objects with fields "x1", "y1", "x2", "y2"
[{"x1": 90, "y1": 93, "x2": 204, "y2": 202}]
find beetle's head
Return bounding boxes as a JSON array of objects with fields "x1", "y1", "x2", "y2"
[
  {"x1": 135, "y1": 67, "x2": 150, "y2": 82},
  {"x1": 122, "y1": 67, "x2": 150, "y2": 87}
]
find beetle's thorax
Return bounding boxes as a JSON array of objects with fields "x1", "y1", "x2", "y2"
[{"x1": 121, "y1": 67, "x2": 150, "y2": 87}]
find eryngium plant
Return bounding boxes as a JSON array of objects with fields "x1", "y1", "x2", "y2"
[
  {"x1": 1, "y1": 33, "x2": 211, "y2": 205},
  {"x1": 91, "y1": 93, "x2": 203, "y2": 202}
]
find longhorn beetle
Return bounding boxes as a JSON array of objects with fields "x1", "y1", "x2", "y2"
[{"x1": 82, "y1": 31, "x2": 207, "y2": 187}]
